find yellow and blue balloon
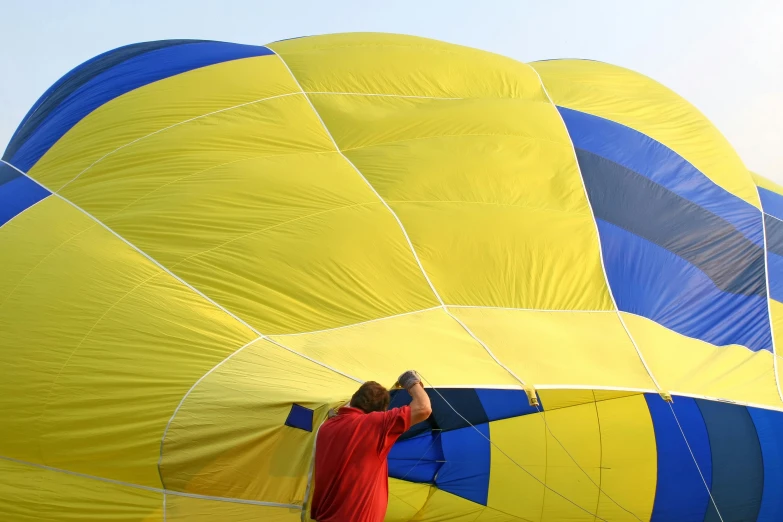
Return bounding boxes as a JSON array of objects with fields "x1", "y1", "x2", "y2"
[{"x1": 2, "y1": 33, "x2": 783, "y2": 521}]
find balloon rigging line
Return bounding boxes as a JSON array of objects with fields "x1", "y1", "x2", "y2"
[
  {"x1": 397, "y1": 431, "x2": 442, "y2": 482},
  {"x1": 532, "y1": 402, "x2": 643, "y2": 522},
  {"x1": 667, "y1": 402, "x2": 725, "y2": 522},
  {"x1": 419, "y1": 374, "x2": 611, "y2": 522}
]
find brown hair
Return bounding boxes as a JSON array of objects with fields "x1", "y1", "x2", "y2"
[{"x1": 350, "y1": 381, "x2": 390, "y2": 413}]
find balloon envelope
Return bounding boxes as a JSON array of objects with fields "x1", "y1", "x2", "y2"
[{"x1": 1, "y1": 33, "x2": 783, "y2": 522}]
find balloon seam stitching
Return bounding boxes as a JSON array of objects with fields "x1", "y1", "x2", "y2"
[
  {"x1": 592, "y1": 390, "x2": 604, "y2": 522},
  {"x1": 618, "y1": 309, "x2": 769, "y2": 356},
  {"x1": 306, "y1": 91, "x2": 462, "y2": 100},
  {"x1": 765, "y1": 212, "x2": 783, "y2": 225},
  {"x1": 271, "y1": 307, "x2": 614, "y2": 338},
  {"x1": 156, "y1": 335, "x2": 262, "y2": 488},
  {"x1": 0, "y1": 193, "x2": 52, "y2": 230},
  {"x1": 757, "y1": 187, "x2": 783, "y2": 402},
  {"x1": 53, "y1": 92, "x2": 302, "y2": 193},
  {"x1": 0, "y1": 159, "x2": 364, "y2": 498},
  {"x1": 269, "y1": 47, "x2": 556, "y2": 515},
  {"x1": 1, "y1": 160, "x2": 361, "y2": 382},
  {"x1": 445, "y1": 310, "x2": 530, "y2": 387},
  {"x1": 50, "y1": 91, "x2": 462, "y2": 194},
  {"x1": 529, "y1": 67, "x2": 675, "y2": 520},
  {"x1": 528, "y1": 67, "x2": 665, "y2": 393},
  {"x1": 300, "y1": 423, "x2": 323, "y2": 522},
  {"x1": 421, "y1": 375, "x2": 609, "y2": 521},
  {"x1": 267, "y1": 49, "x2": 448, "y2": 309},
  {"x1": 534, "y1": 400, "x2": 643, "y2": 522},
  {"x1": 534, "y1": 384, "x2": 655, "y2": 393},
  {"x1": 0, "y1": 455, "x2": 300, "y2": 509},
  {"x1": 267, "y1": 49, "x2": 532, "y2": 388}
]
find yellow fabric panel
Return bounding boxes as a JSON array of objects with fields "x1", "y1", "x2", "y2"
[
  {"x1": 165, "y1": 496, "x2": 299, "y2": 522},
  {"x1": 39, "y1": 271, "x2": 257, "y2": 486},
  {"x1": 311, "y1": 94, "x2": 556, "y2": 152},
  {"x1": 594, "y1": 395, "x2": 657, "y2": 522},
  {"x1": 59, "y1": 94, "x2": 333, "y2": 223},
  {"x1": 0, "y1": 197, "x2": 255, "y2": 486},
  {"x1": 532, "y1": 59, "x2": 759, "y2": 207},
  {"x1": 100, "y1": 152, "x2": 371, "y2": 265},
  {"x1": 473, "y1": 508, "x2": 527, "y2": 522},
  {"x1": 306, "y1": 91, "x2": 611, "y2": 310},
  {"x1": 0, "y1": 198, "x2": 101, "y2": 464},
  {"x1": 272, "y1": 308, "x2": 519, "y2": 387},
  {"x1": 487, "y1": 414, "x2": 546, "y2": 521},
  {"x1": 753, "y1": 170, "x2": 783, "y2": 196},
  {"x1": 410, "y1": 489, "x2": 485, "y2": 522},
  {"x1": 450, "y1": 308, "x2": 657, "y2": 389},
  {"x1": 540, "y1": 403, "x2": 601, "y2": 522},
  {"x1": 538, "y1": 389, "x2": 641, "y2": 410},
  {"x1": 622, "y1": 312, "x2": 783, "y2": 409},
  {"x1": 538, "y1": 389, "x2": 597, "y2": 410},
  {"x1": 174, "y1": 201, "x2": 438, "y2": 334},
  {"x1": 593, "y1": 390, "x2": 643, "y2": 402},
  {"x1": 347, "y1": 133, "x2": 585, "y2": 215},
  {"x1": 386, "y1": 479, "x2": 432, "y2": 522},
  {"x1": 29, "y1": 55, "x2": 298, "y2": 191},
  {"x1": 268, "y1": 32, "x2": 541, "y2": 100},
  {"x1": 395, "y1": 203, "x2": 609, "y2": 309},
  {"x1": 779, "y1": 356, "x2": 783, "y2": 401},
  {"x1": 95, "y1": 148, "x2": 440, "y2": 334},
  {"x1": 49, "y1": 92, "x2": 438, "y2": 334},
  {"x1": 160, "y1": 338, "x2": 358, "y2": 505},
  {"x1": 0, "y1": 195, "x2": 89, "y2": 306},
  {"x1": 0, "y1": 458, "x2": 162, "y2": 522}
]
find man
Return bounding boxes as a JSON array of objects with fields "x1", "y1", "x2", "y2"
[{"x1": 309, "y1": 370, "x2": 433, "y2": 522}]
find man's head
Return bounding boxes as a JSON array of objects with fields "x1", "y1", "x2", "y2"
[{"x1": 349, "y1": 381, "x2": 390, "y2": 413}]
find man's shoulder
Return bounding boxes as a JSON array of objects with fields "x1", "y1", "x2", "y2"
[{"x1": 370, "y1": 405, "x2": 411, "y2": 424}]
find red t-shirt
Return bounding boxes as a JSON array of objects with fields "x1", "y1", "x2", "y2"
[{"x1": 310, "y1": 405, "x2": 412, "y2": 522}]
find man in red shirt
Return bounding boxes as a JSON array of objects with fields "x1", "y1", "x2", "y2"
[{"x1": 309, "y1": 370, "x2": 433, "y2": 522}]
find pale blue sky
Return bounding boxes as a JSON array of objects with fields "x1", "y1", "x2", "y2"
[{"x1": 2, "y1": 0, "x2": 780, "y2": 181}]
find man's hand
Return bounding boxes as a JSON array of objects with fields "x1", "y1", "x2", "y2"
[
  {"x1": 397, "y1": 370, "x2": 432, "y2": 425},
  {"x1": 396, "y1": 370, "x2": 422, "y2": 390}
]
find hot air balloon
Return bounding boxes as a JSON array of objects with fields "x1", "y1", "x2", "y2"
[{"x1": 1, "y1": 33, "x2": 782, "y2": 522}]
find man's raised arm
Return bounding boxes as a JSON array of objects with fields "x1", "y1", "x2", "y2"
[{"x1": 397, "y1": 370, "x2": 432, "y2": 425}]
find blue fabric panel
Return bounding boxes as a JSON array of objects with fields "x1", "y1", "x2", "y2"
[
  {"x1": 645, "y1": 394, "x2": 711, "y2": 522},
  {"x1": 476, "y1": 389, "x2": 539, "y2": 421},
  {"x1": 759, "y1": 187, "x2": 783, "y2": 222},
  {"x1": 435, "y1": 423, "x2": 490, "y2": 505},
  {"x1": 0, "y1": 162, "x2": 22, "y2": 185},
  {"x1": 578, "y1": 148, "x2": 765, "y2": 297},
  {"x1": 0, "y1": 167, "x2": 50, "y2": 226},
  {"x1": 391, "y1": 387, "x2": 490, "y2": 439},
  {"x1": 764, "y1": 214, "x2": 783, "y2": 257},
  {"x1": 597, "y1": 218, "x2": 772, "y2": 351},
  {"x1": 748, "y1": 407, "x2": 783, "y2": 522},
  {"x1": 284, "y1": 403, "x2": 313, "y2": 432},
  {"x1": 696, "y1": 400, "x2": 763, "y2": 522},
  {"x1": 762, "y1": 214, "x2": 783, "y2": 301},
  {"x1": 389, "y1": 388, "x2": 413, "y2": 409},
  {"x1": 388, "y1": 431, "x2": 444, "y2": 483},
  {"x1": 766, "y1": 252, "x2": 783, "y2": 303},
  {"x1": 389, "y1": 389, "x2": 439, "y2": 441},
  {"x1": 560, "y1": 106, "x2": 763, "y2": 247},
  {"x1": 8, "y1": 41, "x2": 274, "y2": 172},
  {"x1": 3, "y1": 40, "x2": 202, "y2": 162},
  {"x1": 430, "y1": 389, "x2": 489, "y2": 432}
]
